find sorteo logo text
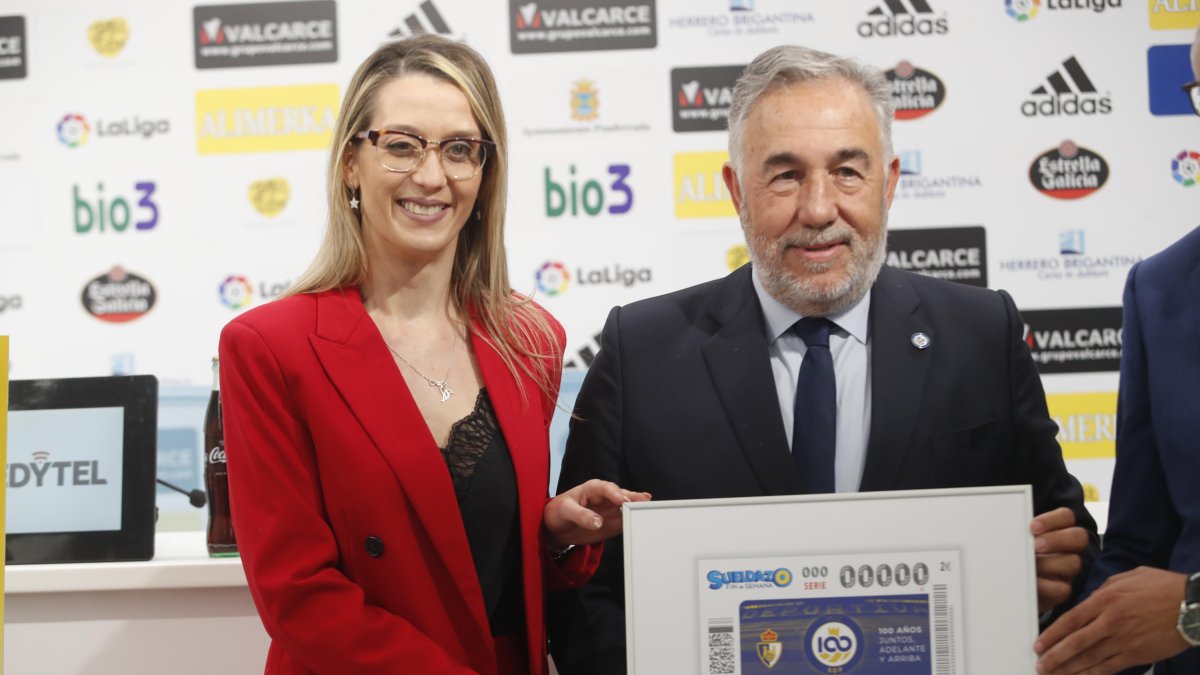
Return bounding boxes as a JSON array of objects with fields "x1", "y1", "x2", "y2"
[
  {"x1": 1029, "y1": 141, "x2": 1109, "y2": 199},
  {"x1": 1047, "y1": 392, "x2": 1117, "y2": 460},
  {"x1": 885, "y1": 61, "x2": 946, "y2": 120},
  {"x1": 57, "y1": 113, "x2": 171, "y2": 146},
  {"x1": 0, "y1": 294, "x2": 22, "y2": 314},
  {"x1": 544, "y1": 164, "x2": 633, "y2": 217},
  {"x1": 706, "y1": 567, "x2": 792, "y2": 590},
  {"x1": 195, "y1": 84, "x2": 340, "y2": 154},
  {"x1": 8, "y1": 452, "x2": 109, "y2": 489},
  {"x1": 82, "y1": 266, "x2": 156, "y2": 323},
  {"x1": 1021, "y1": 56, "x2": 1112, "y2": 117},
  {"x1": 858, "y1": 0, "x2": 948, "y2": 37},
  {"x1": 1173, "y1": 150, "x2": 1200, "y2": 187},
  {"x1": 73, "y1": 182, "x2": 159, "y2": 234}
]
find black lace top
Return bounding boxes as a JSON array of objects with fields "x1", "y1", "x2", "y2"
[{"x1": 439, "y1": 388, "x2": 524, "y2": 638}]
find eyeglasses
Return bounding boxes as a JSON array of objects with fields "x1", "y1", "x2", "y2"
[
  {"x1": 1184, "y1": 81, "x2": 1200, "y2": 117},
  {"x1": 353, "y1": 129, "x2": 494, "y2": 181}
]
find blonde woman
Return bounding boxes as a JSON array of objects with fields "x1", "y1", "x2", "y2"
[{"x1": 219, "y1": 35, "x2": 647, "y2": 674}]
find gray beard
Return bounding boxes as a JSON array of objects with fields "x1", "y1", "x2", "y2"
[{"x1": 744, "y1": 214, "x2": 887, "y2": 318}]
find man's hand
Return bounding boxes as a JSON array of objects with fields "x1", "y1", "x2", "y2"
[
  {"x1": 1034, "y1": 567, "x2": 1188, "y2": 675},
  {"x1": 1032, "y1": 507, "x2": 1089, "y2": 614},
  {"x1": 543, "y1": 479, "x2": 651, "y2": 547}
]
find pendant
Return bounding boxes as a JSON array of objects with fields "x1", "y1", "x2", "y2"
[{"x1": 430, "y1": 380, "x2": 454, "y2": 403}]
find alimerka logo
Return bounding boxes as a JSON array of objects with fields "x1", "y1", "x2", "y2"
[{"x1": 195, "y1": 84, "x2": 339, "y2": 154}]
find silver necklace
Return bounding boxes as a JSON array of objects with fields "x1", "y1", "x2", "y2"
[{"x1": 385, "y1": 330, "x2": 459, "y2": 403}]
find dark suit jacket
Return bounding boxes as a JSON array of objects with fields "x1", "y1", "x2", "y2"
[
  {"x1": 1085, "y1": 226, "x2": 1200, "y2": 674},
  {"x1": 550, "y1": 264, "x2": 1098, "y2": 673},
  {"x1": 218, "y1": 289, "x2": 600, "y2": 675}
]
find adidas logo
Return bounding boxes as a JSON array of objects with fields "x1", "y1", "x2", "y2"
[
  {"x1": 1021, "y1": 56, "x2": 1112, "y2": 117},
  {"x1": 858, "y1": 0, "x2": 948, "y2": 37},
  {"x1": 564, "y1": 330, "x2": 602, "y2": 369},
  {"x1": 389, "y1": 1, "x2": 452, "y2": 38}
]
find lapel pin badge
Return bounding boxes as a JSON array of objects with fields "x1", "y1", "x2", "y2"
[{"x1": 911, "y1": 332, "x2": 931, "y2": 350}]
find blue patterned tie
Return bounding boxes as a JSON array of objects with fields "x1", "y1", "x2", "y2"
[{"x1": 791, "y1": 317, "x2": 836, "y2": 494}]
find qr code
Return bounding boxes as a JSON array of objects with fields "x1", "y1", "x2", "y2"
[{"x1": 707, "y1": 630, "x2": 734, "y2": 674}]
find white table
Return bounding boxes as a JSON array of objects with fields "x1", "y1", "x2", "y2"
[{"x1": 4, "y1": 531, "x2": 269, "y2": 674}]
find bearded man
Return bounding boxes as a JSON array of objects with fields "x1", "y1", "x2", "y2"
[{"x1": 549, "y1": 45, "x2": 1098, "y2": 674}]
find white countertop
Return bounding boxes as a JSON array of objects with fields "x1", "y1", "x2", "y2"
[{"x1": 4, "y1": 531, "x2": 248, "y2": 594}]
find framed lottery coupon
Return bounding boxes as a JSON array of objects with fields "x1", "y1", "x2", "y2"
[{"x1": 622, "y1": 486, "x2": 1038, "y2": 674}]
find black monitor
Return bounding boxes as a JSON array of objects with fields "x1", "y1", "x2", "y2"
[{"x1": 6, "y1": 375, "x2": 158, "y2": 564}]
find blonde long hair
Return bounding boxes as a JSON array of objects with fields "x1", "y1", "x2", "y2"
[{"x1": 288, "y1": 35, "x2": 559, "y2": 403}]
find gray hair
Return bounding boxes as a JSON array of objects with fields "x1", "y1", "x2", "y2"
[{"x1": 727, "y1": 45, "x2": 895, "y2": 172}]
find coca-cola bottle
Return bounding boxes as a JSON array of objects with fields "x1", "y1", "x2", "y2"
[{"x1": 204, "y1": 356, "x2": 237, "y2": 557}]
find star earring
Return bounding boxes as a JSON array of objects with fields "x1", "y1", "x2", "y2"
[{"x1": 349, "y1": 187, "x2": 360, "y2": 210}]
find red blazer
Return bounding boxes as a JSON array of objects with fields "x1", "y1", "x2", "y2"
[{"x1": 218, "y1": 289, "x2": 600, "y2": 674}]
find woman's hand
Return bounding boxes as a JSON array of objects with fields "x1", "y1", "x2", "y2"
[{"x1": 543, "y1": 479, "x2": 651, "y2": 547}]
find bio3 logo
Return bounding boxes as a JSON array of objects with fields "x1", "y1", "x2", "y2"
[
  {"x1": 805, "y1": 617, "x2": 863, "y2": 671},
  {"x1": 73, "y1": 181, "x2": 159, "y2": 234},
  {"x1": 544, "y1": 164, "x2": 633, "y2": 217}
]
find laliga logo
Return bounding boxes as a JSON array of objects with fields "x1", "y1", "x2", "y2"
[
  {"x1": 57, "y1": 114, "x2": 91, "y2": 147},
  {"x1": 1173, "y1": 150, "x2": 1200, "y2": 188},
  {"x1": 535, "y1": 261, "x2": 571, "y2": 296},
  {"x1": 1006, "y1": 0, "x2": 1041, "y2": 21},
  {"x1": 219, "y1": 275, "x2": 253, "y2": 309},
  {"x1": 806, "y1": 617, "x2": 863, "y2": 672}
]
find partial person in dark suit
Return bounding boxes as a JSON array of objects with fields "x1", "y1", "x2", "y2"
[
  {"x1": 549, "y1": 44, "x2": 1098, "y2": 674},
  {"x1": 219, "y1": 36, "x2": 646, "y2": 675},
  {"x1": 1034, "y1": 27, "x2": 1200, "y2": 675}
]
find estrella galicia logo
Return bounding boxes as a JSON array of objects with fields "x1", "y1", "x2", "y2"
[
  {"x1": 389, "y1": 1, "x2": 453, "y2": 38},
  {"x1": 670, "y1": 65, "x2": 743, "y2": 132},
  {"x1": 805, "y1": 616, "x2": 864, "y2": 672},
  {"x1": 1006, "y1": 0, "x2": 1040, "y2": 21},
  {"x1": 1173, "y1": 150, "x2": 1200, "y2": 187},
  {"x1": 1029, "y1": 141, "x2": 1109, "y2": 199},
  {"x1": 1021, "y1": 307, "x2": 1122, "y2": 374},
  {"x1": 510, "y1": 0, "x2": 657, "y2": 54},
  {"x1": 1022, "y1": 56, "x2": 1111, "y2": 117},
  {"x1": 0, "y1": 16, "x2": 27, "y2": 80},
  {"x1": 193, "y1": 0, "x2": 338, "y2": 69},
  {"x1": 535, "y1": 261, "x2": 571, "y2": 296},
  {"x1": 885, "y1": 61, "x2": 945, "y2": 120},
  {"x1": 219, "y1": 275, "x2": 254, "y2": 309},
  {"x1": 82, "y1": 266, "x2": 156, "y2": 323},
  {"x1": 1148, "y1": 44, "x2": 1196, "y2": 116},
  {"x1": 706, "y1": 567, "x2": 792, "y2": 590},
  {"x1": 886, "y1": 226, "x2": 988, "y2": 287},
  {"x1": 57, "y1": 114, "x2": 90, "y2": 147},
  {"x1": 858, "y1": 0, "x2": 948, "y2": 37}
]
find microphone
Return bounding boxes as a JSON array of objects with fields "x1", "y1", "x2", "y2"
[{"x1": 157, "y1": 478, "x2": 207, "y2": 508}]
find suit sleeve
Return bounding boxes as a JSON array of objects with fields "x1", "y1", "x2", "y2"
[
  {"x1": 1000, "y1": 290, "x2": 1101, "y2": 612},
  {"x1": 537, "y1": 309, "x2": 605, "y2": 591},
  {"x1": 219, "y1": 321, "x2": 477, "y2": 674},
  {"x1": 548, "y1": 305, "x2": 632, "y2": 675},
  {"x1": 1083, "y1": 263, "x2": 1180, "y2": 593}
]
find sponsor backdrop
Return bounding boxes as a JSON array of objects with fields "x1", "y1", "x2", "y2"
[{"x1": 1, "y1": 0, "x2": 1198, "y2": 508}]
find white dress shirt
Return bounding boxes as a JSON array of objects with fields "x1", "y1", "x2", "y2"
[{"x1": 751, "y1": 269, "x2": 872, "y2": 493}]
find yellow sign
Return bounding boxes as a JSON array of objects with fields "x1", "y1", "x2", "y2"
[
  {"x1": 88, "y1": 18, "x2": 129, "y2": 57},
  {"x1": 248, "y1": 178, "x2": 291, "y2": 217},
  {"x1": 1, "y1": 335, "x2": 8, "y2": 646},
  {"x1": 1149, "y1": 0, "x2": 1200, "y2": 29},
  {"x1": 1046, "y1": 392, "x2": 1117, "y2": 460},
  {"x1": 674, "y1": 151, "x2": 736, "y2": 219},
  {"x1": 195, "y1": 84, "x2": 339, "y2": 155},
  {"x1": 726, "y1": 243, "x2": 749, "y2": 271}
]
